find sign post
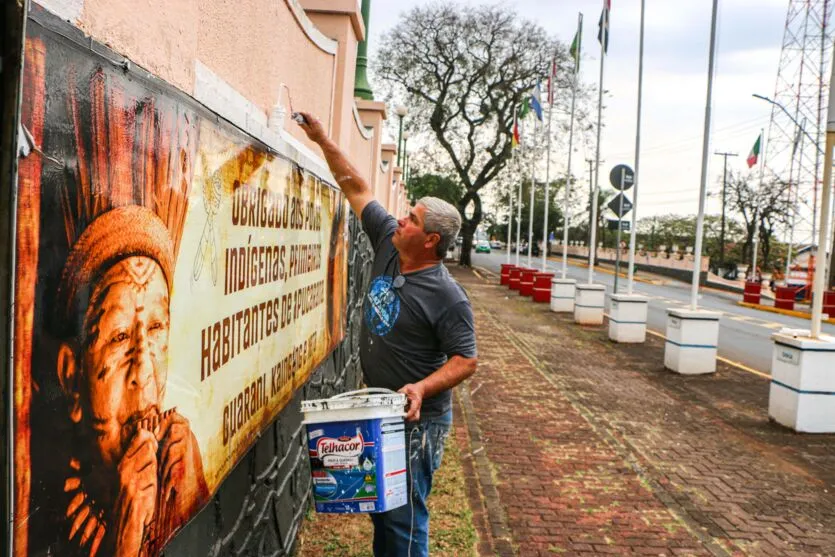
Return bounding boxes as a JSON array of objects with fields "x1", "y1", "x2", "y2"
[{"x1": 609, "y1": 165, "x2": 634, "y2": 293}]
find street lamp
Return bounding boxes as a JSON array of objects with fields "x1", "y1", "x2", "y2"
[
  {"x1": 752, "y1": 93, "x2": 823, "y2": 289},
  {"x1": 396, "y1": 105, "x2": 408, "y2": 167},
  {"x1": 402, "y1": 131, "x2": 411, "y2": 184},
  {"x1": 752, "y1": 93, "x2": 821, "y2": 152}
]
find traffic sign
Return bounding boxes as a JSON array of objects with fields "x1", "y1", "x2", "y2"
[
  {"x1": 607, "y1": 219, "x2": 631, "y2": 232},
  {"x1": 609, "y1": 164, "x2": 635, "y2": 190},
  {"x1": 607, "y1": 193, "x2": 633, "y2": 218}
]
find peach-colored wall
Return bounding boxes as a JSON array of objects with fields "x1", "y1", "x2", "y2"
[
  {"x1": 195, "y1": 0, "x2": 334, "y2": 149},
  {"x1": 380, "y1": 144, "x2": 396, "y2": 212},
  {"x1": 300, "y1": 0, "x2": 365, "y2": 38},
  {"x1": 80, "y1": 0, "x2": 200, "y2": 93},
  {"x1": 40, "y1": 0, "x2": 392, "y2": 212},
  {"x1": 356, "y1": 99, "x2": 386, "y2": 204},
  {"x1": 349, "y1": 112, "x2": 375, "y2": 194},
  {"x1": 306, "y1": 13, "x2": 358, "y2": 149}
]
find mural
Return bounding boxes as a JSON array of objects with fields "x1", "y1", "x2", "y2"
[{"x1": 13, "y1": 18, "x2": 348, "y2": 557}]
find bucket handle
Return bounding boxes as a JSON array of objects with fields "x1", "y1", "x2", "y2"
[{"x1": 330, "y1": 388, "x2": 400, "y2": 400}]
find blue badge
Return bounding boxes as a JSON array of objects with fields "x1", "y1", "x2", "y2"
[{"x1": 364, "y1": 275, "x2": 401, "y2": 336}]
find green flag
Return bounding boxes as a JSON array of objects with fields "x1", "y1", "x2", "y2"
[
  {"x1": 747, "y1": 134, "x2": 761, "y2": 168},
  {"x1": 519, "y1": 97, "x2": 531, "y2": 119},
  {"x1": 569, "y1": 25, "x2": 582, "y2": 72}
]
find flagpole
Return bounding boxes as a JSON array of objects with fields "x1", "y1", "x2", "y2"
[
  {"x1": 563, "y1": 13, "x2": 582, "y2": 280},
  {"x1": 627, "y1": 0, "x2": 645, "y2": 295},
  {"x1": 785, "y1": 118, "x2": 805, "y2": 282},
  {"x1": 527, "y1": 118, "x2": 537, "y2": 268},
  {"x1": 751, "y1": 128, "x2": 765, "y2": 280},
  {"x1": 690, "y1": 0, "x2": 719, "y2": 311},
  {"x1": 515, "y1": 118, "x2": 524, "y2": 267},
  {"x1": 589, "y1": 0, "x2": 607, "y2": 285},
  {"x1": 811, "y1": 40, "x2": 835, "y2": 339},
  {"x1": 543, "y1": 66, "x2": 555, "y2": 271},
  {"x1": 542, "y1": 94, "x2": 552, "y2": 269},
  {"x1": 506, "y1": 170, "x2": 513, "y2": 264}
]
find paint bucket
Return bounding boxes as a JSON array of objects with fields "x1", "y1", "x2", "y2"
[{"x1": 302, "y1": 388, "x2": 407, "y2": 513}]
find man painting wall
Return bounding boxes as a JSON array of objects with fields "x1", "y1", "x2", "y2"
[{"x1": 296, "y1": 111, "x2": 478, "y2": 557}]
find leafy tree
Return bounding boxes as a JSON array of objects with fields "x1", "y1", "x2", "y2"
[
  {"x1": 636, "y1": 213, "x2": 757, "y2": 272},
  {"x1": 407, "y1": 173, "x2": 464, "y2": 206},
  {"x1": 375, "y1": 3, "x2": 568, "y2": 265},
  {"x1": 494, "y1": 178, "x2": 564, "y2": 251}
]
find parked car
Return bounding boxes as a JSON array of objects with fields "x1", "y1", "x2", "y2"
[
  {"x1": 475, "y1": 240, "x2": 491, "y2": 253},
  {"x1": 490, "y1": 240, "x2": 503, "y2": 250}
]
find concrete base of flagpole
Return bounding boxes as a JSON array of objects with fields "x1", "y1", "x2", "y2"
[
  {"x1": 607, "y1": 294, "x2": 648, "y2": 343},
  {"x1": 551, "y1": 278, "x2": 577, "y2": 313},
  {"x1": 769, "y1": 330, "x2": 835, "y2": 432},
  {"x1": 663, "y1": 308, "x2": 721, "y2": 375},
  {"x1": 574, "y1": 284, "x2": 606, "y2": 325}
]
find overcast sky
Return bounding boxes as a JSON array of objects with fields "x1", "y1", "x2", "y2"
[{"x1": 367, "y1": 0, "x2": 803, "y2": 234}]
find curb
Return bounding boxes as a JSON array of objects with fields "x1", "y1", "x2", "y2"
[
  {"x1": 455, "y1": 385, "x2": 516, "y2": 556},
  {"x1": 736, "y1": 301, "x2": 835, "y2": 324},
  {"x1": 529, "y1": 255, "x2": 661, "y2": 285}
]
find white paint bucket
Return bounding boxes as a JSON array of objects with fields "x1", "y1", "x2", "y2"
[{"x1": 302, "y1": 388, "x2": 407, "y2": 513}]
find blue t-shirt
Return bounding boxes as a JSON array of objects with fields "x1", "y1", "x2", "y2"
[{"x1": 360, "y1": 201, "x2": 477, "y2": 418}]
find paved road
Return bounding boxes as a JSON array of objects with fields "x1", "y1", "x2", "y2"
[{"x1": 470, "y1": 251, "x2": 835, "y2": 374}]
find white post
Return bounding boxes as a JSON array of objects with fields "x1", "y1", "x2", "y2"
[
  {"x1": 506, "y1": 175, "x2": 513, "y2": 264},
  {"x1": 627, "y1": 0, "x2": 645, "y2": 295},
  {"x1": 785, "y1": 119, "x2": 805, "y2": 281},
  {"x1": 515, "y1": 118, "x2": 524, "y2": 267},
  {"x1": 543, "y1": 88, "x2": 554, "y2": 271},
  {"x1": 751, "y1": 128, "x2": 765, "y2": 281},
  {"x1": 589, "y1": 0, "x2": 606, "y2": 285},
  {"x1": 690, "y1": 0, "x2": 720, "y2": 311},
  {"x1": 562, "y1": 13, "x2": 583, "y2": 280},
  {"x1": 527, "y1": 119, "x2": 537, "y2": 268},
  {"x1": 766, "y1": 45, "x2": 835, "y2": 432},
  {"x1": 811, "y1": 41, "x2": 835, "y2": 338}
]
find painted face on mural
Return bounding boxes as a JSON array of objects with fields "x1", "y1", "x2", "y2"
[
  {"x1": 57, "y1": 254, "x2": 208, "y2": 555},
  {"x1": 79, "y1": 256, "x2": 170, "y2": 468}
]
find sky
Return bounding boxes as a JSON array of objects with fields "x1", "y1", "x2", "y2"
[{"x1": 366, "y1": 0, "x2": 811, "y2": 239}]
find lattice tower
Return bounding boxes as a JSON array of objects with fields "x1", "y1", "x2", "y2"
[{"x1": 765, "y1": 0, "x2": 833, "y2": 247}]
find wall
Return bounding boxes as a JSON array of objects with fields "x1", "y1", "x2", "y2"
[
  {"x1": 6, "y1": 0, "x2": 394, "y2": 555},
  {"x1": 557, "y1": 244, "x2": 711, "y2": 285},
  {"x1": 35, "y1": 0, "x2": 400, "y2": 213}
]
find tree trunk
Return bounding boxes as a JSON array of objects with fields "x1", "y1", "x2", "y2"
[
  {"x1": 459, "y1": 221, "x2": 475, "y2": 267},
  {"x1": 761, "y1": 227, "x2": 772, "y2": 270}
]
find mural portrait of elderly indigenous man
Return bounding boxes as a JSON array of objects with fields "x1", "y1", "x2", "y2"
[
  {"x1": 53, "y1": 207, "x2": 211, "y2": 556},
  {"x1": 18, "y1": 27, "x2": 210, "y2": 557},
  {"x1": 13, "y1": 10, "x2": 350, "y2": 557}
]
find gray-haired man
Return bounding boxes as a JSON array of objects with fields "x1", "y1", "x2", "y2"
[{"x1": 297, "y1": 112, "x2": 477, "y2": 557}]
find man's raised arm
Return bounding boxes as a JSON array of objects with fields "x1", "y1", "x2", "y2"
[{"x1": 296, "y1": 112, "x2": 374, "y2": 217}]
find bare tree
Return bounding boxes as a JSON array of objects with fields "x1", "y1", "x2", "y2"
[
  {"x1": 758, "y1": 179, "x2": 792, "y2": 269},
  {"x1": 374, "y1": 3, "x2": 570, "y2": 265},
  {"x1": 726, "y1": 170, "x2": 791, "y2": 269}
]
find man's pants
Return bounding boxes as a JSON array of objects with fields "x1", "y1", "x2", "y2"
[{"x1": 370, "y1": 410, "x2": 452, "y2": 557}]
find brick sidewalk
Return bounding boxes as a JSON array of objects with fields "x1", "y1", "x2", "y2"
[{"x1": 451, "y1": 266, "x2": 835, "y2": 557}]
